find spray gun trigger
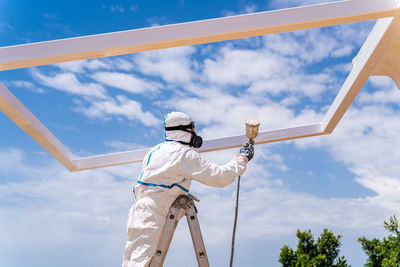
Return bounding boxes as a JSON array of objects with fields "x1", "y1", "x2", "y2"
[{"x1": 245, "y1": 139, "x2": 255, "y2": 148}]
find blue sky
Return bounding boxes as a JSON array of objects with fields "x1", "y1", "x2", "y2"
[{"x1": 1, "y1": 0, "x2": 400, "y2": 266}]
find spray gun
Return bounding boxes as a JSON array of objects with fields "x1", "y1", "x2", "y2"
[
  {"x1": 245, "y1": 118, "x2": 260, "y2": 150},
  {"x1": 229, "y1": 118, "x2": 260, "y2": 267}
]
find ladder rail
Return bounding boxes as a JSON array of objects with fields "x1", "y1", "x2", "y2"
[
  {"x1": 149, "y1": 204, "x2": 181, "y2": 267},
  {"x1": 186, "y1": 204, "x2": 210, "y2": 267},
  {"x1": 149, "y1": 195, "x2": 210, "y2": 267}
]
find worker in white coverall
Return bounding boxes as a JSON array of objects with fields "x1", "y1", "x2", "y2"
[{"x1": 122, "y1": 111, "x2": 254, "y2": 267}]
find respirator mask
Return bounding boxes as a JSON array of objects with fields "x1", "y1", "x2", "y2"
[{"x1": 165, "y1": 121, "x2": 203, "y2": 148}]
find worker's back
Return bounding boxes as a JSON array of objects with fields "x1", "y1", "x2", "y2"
[{"x1": 136, "y1": 141, "x2": 191, "y2": 194}]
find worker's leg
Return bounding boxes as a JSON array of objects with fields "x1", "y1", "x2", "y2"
[{"x1": 122, "y1": 196, "x2": 168, "y2": 267}]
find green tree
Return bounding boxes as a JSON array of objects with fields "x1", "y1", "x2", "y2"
[
  {"x1": 279, "y1": 228, "x2": 349, "y2": 267},
  {"x1": 358, "y1": 215, "x2": 400, "y2": 267}
]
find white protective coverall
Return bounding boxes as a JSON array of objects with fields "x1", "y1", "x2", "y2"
[{"x1": 122, "y1": 112, "x2": 248, "y2": 267}]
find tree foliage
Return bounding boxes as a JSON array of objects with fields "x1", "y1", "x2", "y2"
[
  {"x1": 358, "y1": 215, "x2": 400, "y2": 267},
  {"x1": 279, "y1": 228, "x2": 349, "y2": 267}
]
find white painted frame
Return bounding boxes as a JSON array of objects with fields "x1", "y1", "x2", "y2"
[{"x1": 0, "y1": 0, "x2": 399, "y2": 171}]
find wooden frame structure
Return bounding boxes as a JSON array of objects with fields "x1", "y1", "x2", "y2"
[{"x1": 1, "y1": 0, "x2": 400, "y2": 171}]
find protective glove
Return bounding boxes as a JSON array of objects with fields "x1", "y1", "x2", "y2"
[{"x1": 239, "y1": 140, "x2": 255, "y2": 161}]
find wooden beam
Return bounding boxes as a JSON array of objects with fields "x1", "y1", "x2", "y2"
[
  {"x1": 371, "y1": 38, "x2": 400, "y2": 89},
  {"x1": 73, "y1": 124, "x2": 324, "y2": 170},
  {"x1": 321, "y1": 15, "x2": 400, "y2": 133},
  {"x1": 0, "y1": 83, "x2": 77, "y2": 171},
  {"x1": 1, "y1": 0, "x2": 399, "y2": 71}
]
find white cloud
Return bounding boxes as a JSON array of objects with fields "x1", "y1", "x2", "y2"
[
  {"x1": 102, "y1": 58, "x2": 134, "y2": 72},
  {"x1": 133, "y1": 46, "x2": 196, "y2": 85},
  {"x1": 55, "y1": 58, "x2": 134, "y2": 73},
  {"x1": 203, "y1": 47, "x2": 286, "y2": 86},
  {"x1": 264, "y1": 21, "x2": 372, "y2": 64},
  {"x1": 130, "y1": 4, "x2": 138, "y2": 12},
  {"x1": 246, "y1": 71, "x2": 334, "y2": 99},
  {"x1": 167, "y1": 89, "x2": 323, "y2": 140},
  {"x1": 200, "y1": 24, "x2": 366, "y2": 100},
  {"x1": 115, "y1": 59, "x2": 134, "y2": 71},
  {"x1": 104, "y1": 140, "x2": 145, "y2": 151},
  {"x1": 358, "y1": 77, "x2": 400, "y2": 105},
  {"x1": 264, "y1": 29, "x2": 338, "y2": 64},
  {"x1": 332, "y1": 21, "x2": 375, "y2": 47},
  {"x1": 353, "y1": 168, "x2": 400, "y2": 197},
  {"x1": 32, "y1": 69, "x2": 107, "y2": 99},
  {"x1": 30, "y1": 61, "x2": 163, "y2": 128},
  {"x1": 358, "y1": 87, "x2": 400, "y2": 105},
  {"x1": 331, "y1": 44, "x2": 354, "y2": 58},
  {"x1": 8, "y1": 80, "x2": 46, "y2": 93},
  {"x1": 294, "y1": 82, "x2": 400, "y2": 211},
  {"x1": 369, "y1": 76, "x2": 397, "y2": 88},
  {"x1": 9, "y1": 80, "x2": 34, "y2": 88},
  {"x1": 56, "y1": 59, "x2": 109, "y2": 73},
  {"x1": 0, "y1": 22, "x2": 12, "y2": 32},
  {"x1": 91, "y1": 71, "x2": 161, "y2": 94},
  {"x1": 110, "y1": 5, "x2": 125, "y2": 13},
  {"x1": 0, "y1": 149, "x2": 140, "y2": 266},
  {"x1": 0, "y1": 148, "x2": 26, "y2": 173},
  {"x1": 75, "y1": 95, "x2": 160, "y2": 126},
  {"x1": 221, "y1": 3, "x2": 258, "y2": 17},
  {"x1": 242, "y1": 4, "x2": 257, "y2": 14},
  {"x1": 192, "y1": 186, "x2": 389, "y2": 246}
]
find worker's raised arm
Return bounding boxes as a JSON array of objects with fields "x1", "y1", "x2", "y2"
[{"x1": 179, "y1": 149, "x2": 248, "y2": 188}]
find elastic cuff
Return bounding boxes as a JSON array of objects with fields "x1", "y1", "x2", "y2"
[{"x1": 237, "y1": 154, "x2": 249, "y2": 163}]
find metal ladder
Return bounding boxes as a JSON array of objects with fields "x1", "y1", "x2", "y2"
[{"x1": 149, "y1": 194, "x2": 210, "y2": 267}]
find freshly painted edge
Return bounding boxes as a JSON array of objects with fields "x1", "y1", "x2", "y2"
[
  {"x1": 72, "y1": 148, "x2": 150, "y2": 171},
  {"x1": 73, "y1": 124, "x2": 324, "y2": 171},
  {"x1": 321, "y1": 15, "x2": 400, "y2": 132},
  {"x1": 0, "y1": 83, "x2": 77, "y2": 171}
]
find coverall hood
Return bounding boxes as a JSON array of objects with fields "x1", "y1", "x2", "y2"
[{"x1": 164, "y1": 111, "x2": 193, "y2": 144}]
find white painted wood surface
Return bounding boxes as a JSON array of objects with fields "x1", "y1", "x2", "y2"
[
  {"x1": 0, "y1": 83, "x2": 77, "y2": 171},
  {"x1": 321, "y1": 16, "x2": 400, "y2": 133},
  {"x1": 75, "y1": 124, "x2": 324, "y2": 170}
]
